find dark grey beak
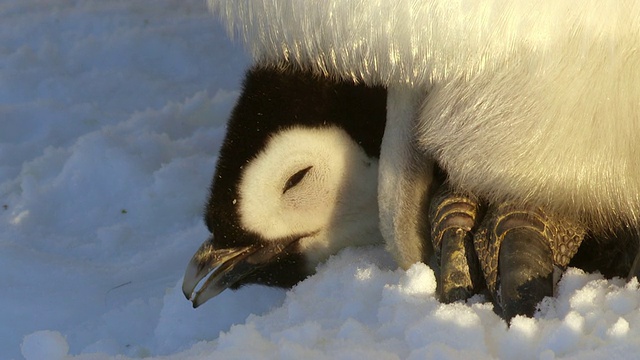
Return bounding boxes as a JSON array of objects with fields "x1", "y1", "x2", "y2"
[
  {"x1": 182, "y1": 239, "x2": 256, "y2": 308},
  {"x1": 182, "y1": 236, "x2": 300, "y2": 308}
]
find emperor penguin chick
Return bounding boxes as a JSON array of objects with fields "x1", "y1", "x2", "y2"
[{"x1": 182, "y1": 64, "x2": 387, "y2": 307}]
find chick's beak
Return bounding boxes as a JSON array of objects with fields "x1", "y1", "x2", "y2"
[{"x1": 181, "y1": 236, "x2": 298, "y2": 308}]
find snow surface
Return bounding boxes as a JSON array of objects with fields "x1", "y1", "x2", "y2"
[{"x1": 3, "y1": 1, "x2": 640, "y2": 359}]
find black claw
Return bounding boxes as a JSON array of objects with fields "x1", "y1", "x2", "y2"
[{"x1": 499, "y1": 227, "x2": 554, "y2": 320}]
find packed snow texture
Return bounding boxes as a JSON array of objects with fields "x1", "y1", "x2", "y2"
[{"x1": 2, "y1": 1, "x2": 640, "y2": 359}]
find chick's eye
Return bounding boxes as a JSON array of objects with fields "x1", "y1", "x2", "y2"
[{"x1": 283, "y1": 166, "x2": 312, "y2": 193}]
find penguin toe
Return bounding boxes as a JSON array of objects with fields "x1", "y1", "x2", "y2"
[
  {"x1": 428, "y1": 185, "x2": 485, "y2": 303},
  {"x1": 473, "y1": 203, "x2": 585, "y2": 320},
  {"x1": 427, "y1": 181, "x2": 592, "y2": 320}
]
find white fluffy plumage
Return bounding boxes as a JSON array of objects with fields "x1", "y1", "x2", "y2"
[
  {"x1": 209, "y1": 0, "x2": 640, "y2": 267},
  {"x1": 238, "y1": 126, "x2": 382, "y2": 268}
]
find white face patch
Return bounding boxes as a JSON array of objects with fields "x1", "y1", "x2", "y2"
[{"x1": 238, "y1": 126, "x2": 382, "y2": 269}]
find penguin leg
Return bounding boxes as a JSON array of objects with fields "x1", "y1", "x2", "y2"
[
  {"x1": 473, "y1": 204, "x2": 585, "y2": 320},
  {"x1": 429, "y1": 185, "x2": 485, "y2": 303},
  {"x1": 629, "y1": 253, "x2": 640, "y2": 281},
  {"x1": 623, "y1": 229, "x2": 640, "y2": 282},
  {"x1": 570, "y1": 228, "x2": 639, "y2": 280}
]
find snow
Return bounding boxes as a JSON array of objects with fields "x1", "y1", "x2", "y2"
[{"x1": 2, "y1": 1, "x2": 640, "y2": 359}]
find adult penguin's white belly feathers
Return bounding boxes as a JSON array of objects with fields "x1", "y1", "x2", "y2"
[{"x1": 419, "y1": 57, "x2": 640, "y2": 231}]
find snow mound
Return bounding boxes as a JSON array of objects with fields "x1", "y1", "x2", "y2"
[
  {"x1": 22, "y1": 331, "x2": 69, "y2": 360},
  {"x1": 23, "y1": 247, "x2": 640, "y2": 359}
]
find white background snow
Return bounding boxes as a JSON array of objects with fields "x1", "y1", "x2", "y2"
[{"x1": 2, "y1": 1, "x2": 640, "y2": 359}]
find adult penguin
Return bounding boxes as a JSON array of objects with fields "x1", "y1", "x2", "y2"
[{"x1": 207, "y1": 1, "x2": 640, "y2": 319}]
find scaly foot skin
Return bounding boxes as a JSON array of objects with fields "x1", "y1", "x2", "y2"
[
  {"x1": 429, "y1": 186, "x2": 485, "y2": 303},
  {"x1": 428, "y1": 187, "x2": 635, "y2": 321},
  {"x1": 473, "y1": 203, "x2": 585, "y2": 320}
]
